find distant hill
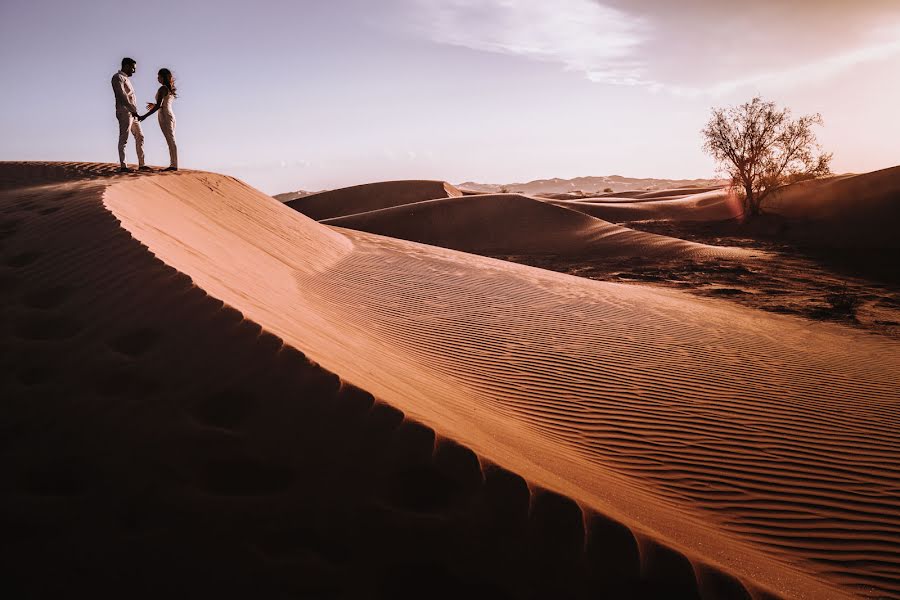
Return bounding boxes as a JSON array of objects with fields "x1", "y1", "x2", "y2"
[
  {"x1": 276, "y1": 175, "x2": 727, "y2": 202},
  {"x1": 273, "y1": 190, "x2": 316, "y2": 203},
  {"x1": 457, "y1": 175, "x2": 726, "y2": 195}
]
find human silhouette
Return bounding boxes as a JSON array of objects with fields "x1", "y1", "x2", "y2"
[
  {"x1": 111, "y1": 57, "x2": 147, "y2": 172},
  {"x1": 139, "y1": 68, "x2": 178, "y2": 171}
]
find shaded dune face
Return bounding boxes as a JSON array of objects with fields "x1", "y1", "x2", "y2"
[
  {"x1": 768, "y1": 168, "x2": 899, "y2": 219},
  {"x1": 766, "y1": 166, "x2": 900, "y2": 248},
  {"x1": 321, "y1": 192, "x2": 748, "y2": 259},
  {"x1": 287, "y1": 179, "x2": 462, "y2": 220},
  {"x1": 97, "y1": 167, "x2": 900, "y2": 599}
]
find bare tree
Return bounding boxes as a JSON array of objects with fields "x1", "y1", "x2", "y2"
[{"x1": 702, "y1": 97, "x2": 832, "y2": 217}]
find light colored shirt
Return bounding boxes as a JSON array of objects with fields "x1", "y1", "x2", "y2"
[{"x1": 112, "y1": 70, "x2": 138, "y2": 115}]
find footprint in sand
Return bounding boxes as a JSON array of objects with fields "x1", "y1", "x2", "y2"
[
  {"x1": 109, "y1": 327, "x2": 161, "y2": 357},
  {"x1": 14, "y1": 313, "x2": 82, "y2": 341},
  {"x1": 200, "y1": 456, "x2": 295, "y2": 495},
  {"x1": 189, "y1": 388, "x2": 258, "y2": 430},
  {"x1": 23, "y1": 285, "x2": 72, "y2": 309},
  {"x1": 5, "y1": 250, "x2": 42, "y2": 268}
]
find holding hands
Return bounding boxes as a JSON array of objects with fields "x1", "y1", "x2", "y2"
[{"x1": 138, "y1": 101, "x2": 156, "y2": 122}]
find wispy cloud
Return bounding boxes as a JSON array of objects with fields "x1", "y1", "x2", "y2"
[
  {"x1": 406, "y1": 0, "x2": 900, "y2": 96},
  {"x1": 666, "y1": 31, "x2": 900, "y2": 98},
  {"x1": 409, "y1": 0, "x2": 651, "y2": 86}
]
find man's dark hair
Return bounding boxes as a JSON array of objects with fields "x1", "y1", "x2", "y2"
[{"x1": 121, "y1": 57, "x2": 136, "y2": 69}]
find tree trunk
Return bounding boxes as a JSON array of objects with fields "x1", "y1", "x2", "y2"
[{"x1": 744, "y1": 185, "x2": 759, "y2": 217}]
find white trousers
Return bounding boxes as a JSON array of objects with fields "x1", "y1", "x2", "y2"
[
  {"x1": 116, "y1": 109, "x2": 144, "y2": 167},
  {"x1": 159, "y1": 113, "x2": 177, "y2": 169}
]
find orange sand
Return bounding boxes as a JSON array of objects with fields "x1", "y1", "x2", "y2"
[{"x1": 3, "y1": 162, "x2": 900, "y2": 599}]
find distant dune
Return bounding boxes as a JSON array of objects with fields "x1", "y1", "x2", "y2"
[
  {"x1": 287, "y1": 179, "x2": 461, "y2": 220},
  {"x1": 551, "y1": 189, "x2": 743, "y2": 223},
  {"x1": 323, "y1": 192, "x2": 748, "y2": 259},
  {"x1": 3, "y1": 162, "x2": 900, "y2": 599},
  {"x1": 272, "y1": 189, "x2": 316, "y2": 203},
  {"x1": 458, "y1": 175, "x2": 725, "y2": 195},
  {"x1": 631, "y1": 186, "x2": 725, "y2": 199}
]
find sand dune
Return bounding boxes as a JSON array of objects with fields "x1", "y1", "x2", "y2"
[
  {"x1": 4, "y1": 162, "x2": 900, "y2": 599},
  {"x1": 547, "y1": 168, "x2": 900, "y2": 248},
  {"x1": 766, "y1": 166, "x2": 900, "y2": 247},
  {"x1": 458, "y1": 175, "x2": 724, "y2": 196},
  {"x1": 591, "y1": 190, "x2": 647, "y2": 199},
  {"x1": 320, "y1": 192, "x2": 749, "y2": 259},
  {"x1": 287, "y1": 179, "x2": 462, "y2": 220},
  {"x1": 107, "y1": 167, "x2": 898, "y2": 598},
  {"x1": 551, "y1": 189, "x2": 744, "y2": 223},
  {"x1": 631, "y1": 186, "x2": 725, "y2": 200}
]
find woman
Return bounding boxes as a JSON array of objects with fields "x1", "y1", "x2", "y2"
[{"x1": 139, "y1": 68, "x2": 178, "y2": 171}]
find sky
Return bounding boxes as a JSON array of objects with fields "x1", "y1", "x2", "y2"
[{"x1": 1, "y1": 0, "x2": 898, "y2": 194}]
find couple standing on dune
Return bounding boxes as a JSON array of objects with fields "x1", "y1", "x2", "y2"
[{"x1": 112, "y1": 57, "x2": 178, "y2": 173}]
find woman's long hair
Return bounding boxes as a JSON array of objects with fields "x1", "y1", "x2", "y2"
[{"x1": 158, "y1": 68, "x2": 177, "y2": 97}]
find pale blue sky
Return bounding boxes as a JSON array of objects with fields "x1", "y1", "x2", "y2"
[{"x1": 1, "y1": 0, "x2": 899, "y2": 193}]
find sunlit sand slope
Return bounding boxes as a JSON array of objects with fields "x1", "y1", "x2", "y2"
[
  {"x1": 97, "y1": 167, "x2": 900, "y2": 599},
  {"x1": 321, "y1": 192, "x2": 748, "y2": 258},
  {"x1": 286, "y1": 179, "x2": 462, "y2": 220}
]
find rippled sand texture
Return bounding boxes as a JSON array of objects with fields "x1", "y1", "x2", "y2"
[{"x1": 97, "y1": 167, "x2": 900, "y2": 598}]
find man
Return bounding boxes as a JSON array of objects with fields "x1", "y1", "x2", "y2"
[{"x1": 111, "y1": 57, "x2": 148, "y2": 172}]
